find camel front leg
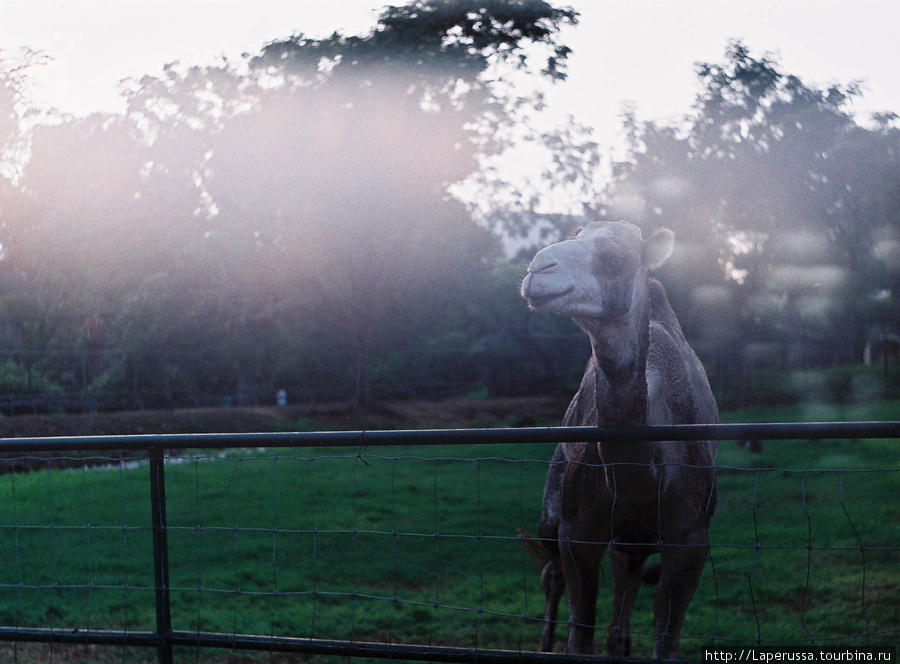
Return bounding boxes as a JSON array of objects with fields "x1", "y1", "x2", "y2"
[
  {"x1": 606, "y1": 548, "x2": 649, "y2": 657},
  {"x1": 559, "y1": 527, "x2": 604, "y2": 655},
  {"x1": 653, "y1": 538, "x2": 708, "y2": 659}
]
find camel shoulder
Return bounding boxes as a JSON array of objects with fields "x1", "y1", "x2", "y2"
[{"x1": 562, "y1": 363, "x2": 597, "y2": 426}]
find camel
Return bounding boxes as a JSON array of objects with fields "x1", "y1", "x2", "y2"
[{"x1": 520, "y1": 221, "x2": 718, "y2": 659}]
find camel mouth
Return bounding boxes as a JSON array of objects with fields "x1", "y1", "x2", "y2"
[{"x1": 524, "y1": 284, "x2": 575, "y2": 310}]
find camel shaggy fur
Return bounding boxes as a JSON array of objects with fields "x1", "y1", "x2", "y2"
[{"x1": 521, "y1": 221, "x2": 718, "y2": 658}]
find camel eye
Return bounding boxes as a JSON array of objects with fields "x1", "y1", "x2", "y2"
[
  {"x1": 605, "y1": 253, "x2": 623, "y2": 267},
  {"x1": 599, "y1": 251, "x2": 625, "y2": 273}
]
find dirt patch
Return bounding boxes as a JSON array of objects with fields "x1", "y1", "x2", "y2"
[
  {"x1": 0, "y1": 396, "x2": 569, "y2": 472},
  {"x1": 0, "y1": 396, "x2": 569, "y2": 439}
]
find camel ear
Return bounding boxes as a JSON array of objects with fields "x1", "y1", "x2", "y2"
[{"x1": 644, "y1": 228, "x2": 674, "y2": 270}]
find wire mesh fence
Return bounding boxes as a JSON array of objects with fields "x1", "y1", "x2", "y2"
[{"x1": 0, "y1": 423, "x2": 897, "y2": 663}]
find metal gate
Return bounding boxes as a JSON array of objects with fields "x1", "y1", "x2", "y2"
[{"x1": 0, "y1": 421, "x2": 897, "y2": 663}]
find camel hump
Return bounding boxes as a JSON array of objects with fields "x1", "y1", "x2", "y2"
[
  {"x1": 647, "y1": 279, "x2": 719, "y2": 427},
  {"x1": 648, "y1": 278, "x2": 682, "y2": 333}
]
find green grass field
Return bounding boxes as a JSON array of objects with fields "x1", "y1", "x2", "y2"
[{"x1": 0, "y1": 399, "x2": 898, "y2": 662}]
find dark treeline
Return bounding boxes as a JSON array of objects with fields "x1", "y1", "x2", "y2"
[
  {"x1": 0, "y1": 3, "x2": 897, "y2": 413},
  {"x1": 601, "y1": 42, "x2": 900, "y2": 408}
]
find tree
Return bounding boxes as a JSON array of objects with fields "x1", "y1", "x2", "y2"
[
  {"x1": 0, "y1": 2, "x2": 582, "y2": 407},
  {"x1": 605, "y1": 41, "x2": 900, "y2": 396},
  {"x1": 0, "y1": 49, "x2": 45, "y2": 183},
  {"x1": 460, "y1": 114, "x2": 603, "y2": 255},
  {"x1": 0, "y1": 49, "x2": 45, "y2": 273},
  {"x1": 122, "y1": 0, "x2": 578, "y2": 407}
]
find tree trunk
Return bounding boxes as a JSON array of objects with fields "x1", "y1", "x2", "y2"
[{"x1": 351, "y1": 325, "x2": 375, "y2": 410}]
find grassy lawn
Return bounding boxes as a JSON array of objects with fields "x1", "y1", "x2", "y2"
[{"x1": 0, "y1": 400, "x2": 897, "y2": 661}]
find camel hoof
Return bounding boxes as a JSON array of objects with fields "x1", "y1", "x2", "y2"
[{"x1": 607, "y1": 629, "x2": 631, "y2": 658}]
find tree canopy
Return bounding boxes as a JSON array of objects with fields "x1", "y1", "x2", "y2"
[
  {"x1": 602, "y1": 41, "x2": 900, "y2": 401},
  {"x1": 0, "y1": 1, "x2": 579, "y2": 407},
  {"x1": 1, "y1": 19, "x2": 898, "y2": 412}
]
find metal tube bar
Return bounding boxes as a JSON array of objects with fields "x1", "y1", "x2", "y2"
[
  {"x1": 0, "y1": 421, "x2": 897, "y2": 453},
  {"x1": 0, "y1": 627, "x2": 643, "y2": 664},
  {"x1": 149, "y1": 449, "x2": 174, "y2": 664},
  {"x1": 168, "y1": 630, "x2": 639, "y2": 664},
  {"x1": 0, "y1": 626, "x2": 159, "y2": 647}
]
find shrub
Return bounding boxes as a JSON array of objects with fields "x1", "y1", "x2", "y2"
[{"x1": 0, "y1": 361, "x2": 64, "y2": 397}]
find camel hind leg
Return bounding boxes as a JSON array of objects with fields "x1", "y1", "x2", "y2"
[
  {"x1": 539, "y1": 558, "x2": 565, "y2": 651},
  {"x1": 537, "y1": 444, "x2": 567, "y2": 651}
]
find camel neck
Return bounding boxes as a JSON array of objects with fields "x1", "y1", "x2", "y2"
[
  {"x1": 585, "y1": 304, "x2": 662, "y2": 502},
  {"x1": 586, "y1": 306, "x2": 650, "y2": 427}
]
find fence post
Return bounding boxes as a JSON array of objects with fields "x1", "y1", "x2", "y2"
[{"x1": 149, "y1": 448, "x2": 174, "y2": 664}]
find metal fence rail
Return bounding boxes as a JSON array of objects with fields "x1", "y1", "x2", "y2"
[
  {"x1": 1, "y1": 421, "x2": 898, "y2": 453},
  {"x1": 0, "y1": 421, "x2": 898, "y2": 664}
]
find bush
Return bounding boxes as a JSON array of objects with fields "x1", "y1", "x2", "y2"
[
  {"x1": 717, "y1": 363, "x2": 900, "y2": 412},
  {"x1": 0, "y1": 361, "x2": 65, "y2": 414},
  {"x1": 0, "y1": 361, "x2": 64, "y2": 397}
]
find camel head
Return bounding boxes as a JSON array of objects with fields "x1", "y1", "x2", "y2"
[{"x1": 521, "y1": 221, "x2": 674, "y2": 321}]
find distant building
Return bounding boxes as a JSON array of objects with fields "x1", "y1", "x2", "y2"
[
  {"x1": 863, "y1": 331, "x2": 900, "y2": 366},
  {"x1": 491, "y1": 211, "x2": 589, "y2": 259}
]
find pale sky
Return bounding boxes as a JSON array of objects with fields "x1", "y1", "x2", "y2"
[{"x1": 1, "y1": 0, "x2": 899, "y2": 157}]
